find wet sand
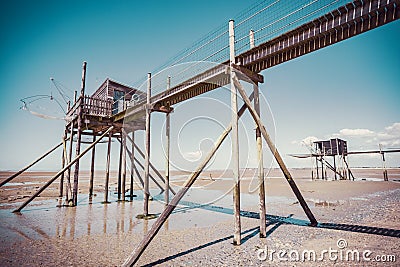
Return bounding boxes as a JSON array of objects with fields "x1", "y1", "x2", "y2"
[{"x1": 0, "y1": 168, "x2": 399, "y2": 266}]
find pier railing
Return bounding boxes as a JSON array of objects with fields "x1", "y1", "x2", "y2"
[
  {"x1": 66, "y1": 96, "x2": 112, "y2": 118},
  {"x1": 83, "y1": 96, "x2": 112, "y2": 117}
]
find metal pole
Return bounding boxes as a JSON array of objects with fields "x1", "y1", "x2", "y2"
[
  {"x1": 249, "y1": 29, "x2": 255, "y2": 49},
  {"x1": 72, "y1": 61, "x2": 87, "y2": 206},
  {"x1": 14, "y1": 126, "x2": 114, "y2": 212},
  {"x1": 89, "y1": 131, "x2": 96, "y2": 198},
  {"x1": 144, "y1": 72, "x2": 152, "y2": 216},
  {"x1": 229, "y1": 19, "x2": 241, "y2": 245},
  {"x1": 104, "y1": 132, "x2": 112, "y2": 203},
  {"x1": 232, "y1": 75, "x2": 317, "y2": 226},
  {"x1": 165, "y1": 76, "x2": 171, "y2": 205}
]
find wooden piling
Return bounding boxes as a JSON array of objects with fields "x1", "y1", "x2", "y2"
[
  {"x1": 121, "y1": 130, "x2": 127, "y2": 200},
  {"x1": 165, "y1": 76, "x2": 171, "y2": 205},
  {"x1": 254, "y1": 82, "x2": 266, "y2": 237},
  {"x1": 89, "y1": 131, "x2": 96, "y2": 198},
  {"x1": 333, "y1": 155, "x2": 337, "y2": 180},
  {"x1": 118, "y1": 136, "x2": 123, "y2": 200},
  {"x1": 66, "y1": 121, "x2": 74, "y2": 201},
  {"x1": 130, "y1": 131, "x2": 135, "y2": 200},
  {"x1": 229, "y1": 19, "x2": 241, "y2": 245},
  {"x1": 250, "y1": 29, "x2": 266, "y2": 238},
  {"x1": 104, "y1": 131, "x2": 112, "y2": 203},
  {"x1": 72, "y1": 61, "x2": 87, "y2": 206},
  {"x1": 380, "y1": 144, "x2": 389, "y2": 181},
  {"x1": 59, "y1": 131, "x2": 67, "y2": 197},
  {"x1": 144, "y1": 73, "x2": 152, "y2": 216}
]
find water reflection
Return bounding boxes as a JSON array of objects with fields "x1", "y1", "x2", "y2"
[{"x1": 0, "y1": 187, "x2": 263, "y2": 243}]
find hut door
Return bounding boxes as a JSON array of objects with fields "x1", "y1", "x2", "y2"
[{"x1": 113, "y1": 90, "x2": 125, "y2": 114}]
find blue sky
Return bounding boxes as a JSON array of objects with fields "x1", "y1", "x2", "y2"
[{"x1": 1, "y1": 0, "x2": 399, "y2": 171}]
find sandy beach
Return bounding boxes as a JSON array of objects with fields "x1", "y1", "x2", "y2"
[{"x1": 0, "y1": 168, "x2": 399, "y2": 266}]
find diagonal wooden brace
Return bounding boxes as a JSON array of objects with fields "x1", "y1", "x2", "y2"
[
  {"x1": 0, "y1": 142, "x2": 63, "y2": 187},
  {"x1": 13, "y1": 126, "x2": 114, "y2": 213},
  {"x1": 125, "y1": 134, "x2": 176, "y2": 195},
  {"x1": 232, "y1": 73, "x2": 317, "y2": 226}
]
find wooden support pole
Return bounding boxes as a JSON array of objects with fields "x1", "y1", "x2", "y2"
[
  {"x1": 121, "y1": 130, "x2": 127, "y2": 200},
  {"x1": 229, "y1": 19, "x2": 241, "y2": 246},
  {"x1": 133, "y1": 162, "x2": 144, "y2": 189},
  {"x1": 232, "y1": 74, "x2": 317, "y2": 226},
  {"x1": 333, "y1": 155, "x2": 337, "y2": 180},
  {"x1": 379, "y1": 144, "x2": 388, "y2": 181},
  {"x1": 250, "y1": 29, "x2": 266, "y2": 238},
  {"x1": 165, "y1": 113, "x2": 171, "y2": 205},
  {"x1": 126, "y1": 135, "x2": 175, "y2": 195},
  {"x1": 89, "y1": 131, "x2": 96, "y2": 198},
  {"x1": 104, "y1": 132, "x2": 112, "y2": 203},
  {"x1": 254, "y1": 82, "x2": 266, "y2": 237},
  {"x1": 72, "y1": 61, "x2": 87, "y2": 206},
  {"x1": 123, "y1": 144, "x2": 164, "y2": 192},
  {"x1": 144, "y1": 72, "x2": 152, "y2": 216},
  {"x1": 0, "y1": 142, "x2": 63, "y2": 187},
  {"x1": 60, "y1": 130, "x2": 67, "y2": 197},
  {"x1": 130, "y1": 131, "x2": 135, "y2": 200},
  {"x1": 122, "y1": 94, "x2": 254, "y2": 267},
  {"x1": 60, "y1": 100, "x2": 71, "y2": 197},
  {"x1": 14, "y1": 126, "x2": 114, "y2": 212},
  {"x1": 66, "y1": 121, "x2": 74, "y2": 201},
  {"x1": 118, "y1": 137, "x2": 123, "y2": 200},
  {"x1": 165, "y1": 76, "x2": 171, "y2": 205}
]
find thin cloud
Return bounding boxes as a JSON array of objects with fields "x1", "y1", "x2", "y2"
[
  {"x1": 184, "y1": 151, "x2": 202, "y2": 161},
  {"x1": 333, "y1": 122, "x2": 400, "y2": 148},
  {"x1": 338, "y1": 128, "x2": 375, "y2": 137}
]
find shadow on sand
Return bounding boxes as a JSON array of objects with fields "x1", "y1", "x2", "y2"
[{"x1": 143, "y1": 199, "x2": 400, "y2": 266}]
